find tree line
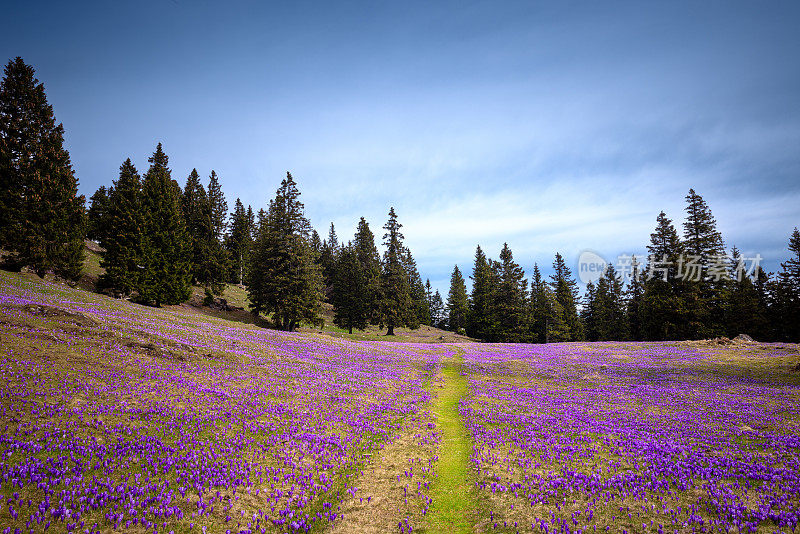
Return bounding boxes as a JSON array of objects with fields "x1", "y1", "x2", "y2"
[
  {"x1": 435, "y1": 191, "x2": 800, "y2": 343},
  {"x1": 2, "y1": 57, "x2": 798, "y2": 341}
]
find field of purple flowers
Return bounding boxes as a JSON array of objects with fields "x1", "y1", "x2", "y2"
[
  {"x1": 462, "y1": 343, "x2": 800, "y2": 533},
  {"x1": 1, "y1": 270, "x2": 799, "y2": 534}
]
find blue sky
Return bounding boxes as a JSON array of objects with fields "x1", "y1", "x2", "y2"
[{"x1": 3, "y1": 1, "x2": 799, "y2": 294}]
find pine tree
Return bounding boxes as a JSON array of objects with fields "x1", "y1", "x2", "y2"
[
  {"x1": 494, "y1": 243, "x2": 528, "y2": 342},
  {"x1": 424, "y1": 279, "x2": 435, "y2": 327},
  {"x1": 137, "y1": 144, "x2": 192, "y2": 306},
  {"x1": 319, "y1": 222, "x2": 340, "y2": 296},
  {"x1": 753, "y1": 266, "x2": 774, "y2": 340},
  {"x1": 87, "y1": 186, "x2": 111, "y2": 242},
  {"x1": 545, "y1": 286, "x2": 570, "y2": 342},
  {"x1": 682, "y1": 189, "x2": 727, "y2": 337},
  {"x1": 431, "y1": 290, "x2": 446, "y2": 329},
  {"x1": 725, "y1": 246, "x2": 768, "y2": 339},
  {"x1": 550, "y1": 252, "x2": 583, "y2": 341},
  {"x1": 626, "y1": 256, "x2": 644, "y2": 341},
  {"x1": 182, "y1": 169, "x2": 210, "y2": 284},
  {"x1": 641, "y1": 211, "x2": 687, "y2": 340},
  {"x1": 401, "y1": 247, "x2": 426, "y2": 328},
  {"x1": 98, "y1": 159, "x2": 143, "y2": 296},
  {"x1": 467, "y1": 245, "x2": 493, "y2": 340},
  {"x1": 446, "y1": 265, "x2": 470, "y2": 333},
  {"x1": 528, "y1": 263, "x2": 548, "y2": 343},
  {"x1": 181, "y1": 169, "x2": 227, "y2": 295},
  {"x1": 0, "y1": 57, "x2": 85, "y2": 279},
  {"x1": 483, "y1": 259, "x2": 504, "y2": 342},
  {"x1": 581, "y1": 280, "x2": 598, "y2": 342},
  {"x1": 332, "y1": 243, "x2": 368, "y2": 333},
  {"x1": 248, "y1": 172, "x2": 323, "y2": 331},
  {"x1": 594, "y1": 264, "x2": 628, "y2": 340},
  {"x1": 379, "y1": 207, "x2": 414, "y2": 336},
  {"x1": 774, "y1": 228, "x2": 800, "y2": 341},
  {"x1": 225, "y1": 199, "x2": 253, "y2": 285},
  {"x1": 353, "y1": 217, "x2": 382, "y2": 325},
  {"x1": 310, "y1": 229, "x2": 322, "y2": 258},
  {"x1": 207, "y1": 170, "x2": 228, "y2": 240}
]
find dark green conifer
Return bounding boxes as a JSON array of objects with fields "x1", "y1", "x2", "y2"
[
  {"x1": 725, "y1": 246, "x2": 769, "y2": 339},
  {"x1": 641, "y1": 211, "x2": 686, "y2": 340},
  {"x1": 207, "y1": 170, "x2": 228, "y2": 240},
  {"x1": 379, "y1": 207, "x2": 414, "y2": 336},
  {"x1": 225, "y1": 199, "x2": 253, "y2": 285},
  {"x1": 248, "y1": 172, "x2": 323, "y2": 330},
  {"x1": 467, "y1": 245, "x2": 493, "y2": 340},
  {"x1": 550, "y1": 252, "x2": 583, "y2": 341},
  {"x1": 528, "y1": 263, "x2": 549, "y2": 343},
  {"x1": 495, "y1": 244, "x2": 528, "y2": 342},
  {"x1": 581, "y1": 280, "x2": 598, "y2": 342},
  {"x1": 353, "y1": 217, "x2": 382, "y2": 324},
  {"x1": 594, "y1": 264, "x2": 628, "y2": 340},
  {"x1": 401, "y1": 247, "x2": 426, "y2": 328},
  {"x1": 137, "y1": 144, "x2": 192, "y2": 306},
  {"x1": 0, "y1": 57, "x2": 85, "y2": 279},
  {"x1": 774, "y1": 228, "x2": 800, "y2": 341},
  {"x1": 625, "y1": 256, "x2": 644, "y2": 341},
  {"x1": 682, "y1": 189, "x2": 727, "y2": 337},
  {"x1": 332, "y1": 243, "x2": 368, "y2": 333},
  {"x1": 87, "y1": 186, "x2": 111, "y2": 242},
  {"x1": 446, "y1": 265, "x2": 470, "y2": 333},
  {"x1": 98, "y1": 159, "x2": 143, "y2": 296}
]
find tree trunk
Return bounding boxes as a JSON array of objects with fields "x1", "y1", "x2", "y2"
[
  {"x1": 349, "y1": 326, "x2": 353, "y2": 334},
  {"x1": 387, "y1": 324, "x2": 394, "y2": 336}
]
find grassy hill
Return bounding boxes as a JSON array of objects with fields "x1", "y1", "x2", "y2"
[{"x1": 79, "y1": 240, "x2": 471, "y2": 343}]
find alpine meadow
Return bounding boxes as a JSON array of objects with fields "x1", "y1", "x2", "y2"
[{"x1": 1, "y1": 2, "x2": 800, "y2": 534}]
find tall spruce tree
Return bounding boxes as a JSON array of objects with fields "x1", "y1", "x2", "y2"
[
  {"x1": 446, "y1": 265, "x2": 469, "y2": 333},
  {"x1": 550, "y1": 252, "x2": 583, "y2": 341},
  {"x1": 182, "y1": 169, "x2": 227, "y2": 294},
  {"x1": 424, "y1": 279, "x2": 435, "y2": 327},
  {"x1": 225, "y1": 199, "x2": 253, "y2": 285},
  {"x1": 87, "y1": 186, "x2": 111, "y2": 242},
  {"x1": 332, "y1": 243, "x2": 368, "y2": 333},
  {"x1": 248, "y1": 172, "x2": 323, "y2": 331},
  {"x1": 353, "y1": 217, "x2": 382, "y2": 325},
  {"x1": 494, "y1": 243, "x2": 528, "y2": 342},
  {"x1": 379, "y1": 207, "x2": 414, "y2": 335},
  {"x1": 682, "y1": 189, "x2": 727, "y2": 337},
  {"x1": 207, "y1": 170, "x2": 228, "y2": 240},
  {"x1": 0, "y1": 57, "x2": 85, "y2": 279},
  {"x1": 138, "y1": 144, "x2": 192, "y2": 306},
  {"x1": 753, "y1": 265, "x2": 774, "y2": 340},
  {"x1": 431, "y1": 290, "x2": 446, "y2": 329},
  {"x1": 545, "y1": 285, "x2": 570, "y2": 342},
  {"x1": 98, "y1": 159, "x2": 142, "y2": 296},
  {"x1": 529, "y1": 263, "x2": 549, "y2": 343},
  {"x1": 182, "y1": 169, "x2": 210, "y2": 283},
  {"x1": 401, "y1": 247, "x2": 426, "y2": 328},
  {"x1": 319, "y1": 222, "x2": 340, "y2": 296},
  {"x1": 581, "y1": 280, "x2": 598, "y2": 342},
  {"x1": 468, "y1": 245, "x2": 493, "y2": 340},
  {"x1": 774, "y1": 228, "x2": 800, "y2": 341},
  {"x1": 626, "y1": 256, "x2": 644, "y2": 341},
  {"x1": 310, "y1": 229, "x2": 322, "y2": 258},
  {"x1": 641, "y1": 211, "x2": 686, "y2": 340},
  {"x1": 594, "y1": 264, "x2": 628, "y2": 340},
  {"x1": 725, "y1": 246, "x2": 768, "y2": 339}
]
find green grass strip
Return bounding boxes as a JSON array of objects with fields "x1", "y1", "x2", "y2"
[{"x1": 425, "y1": 355, "x2": 474, "y2": 533}]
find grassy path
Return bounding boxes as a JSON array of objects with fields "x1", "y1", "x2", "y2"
[{"x1": 425, "y1": 353, "x2": 474, "y2": 533}]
